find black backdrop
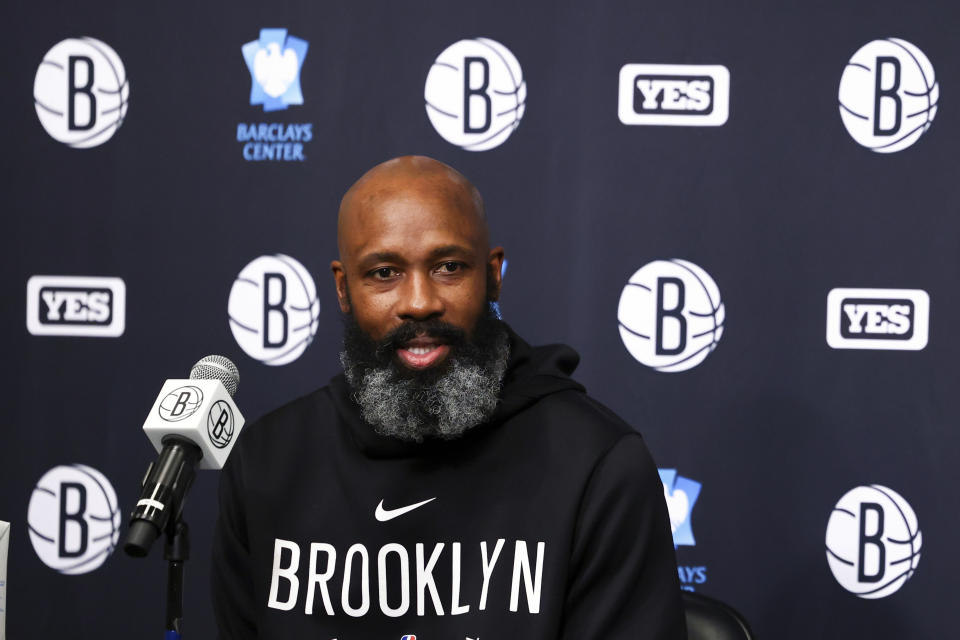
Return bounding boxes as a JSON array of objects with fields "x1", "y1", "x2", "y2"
[{"x1": 2, "y1": 0, "x2": 958, "y2": 638}]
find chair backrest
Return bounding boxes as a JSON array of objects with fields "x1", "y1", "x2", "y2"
[{"x1": 682, "y1": 590, "x2": 755, "y2": 640}]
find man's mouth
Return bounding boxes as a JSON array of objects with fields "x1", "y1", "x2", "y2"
[{"x1": 396, "y1": 336, "x2": 451, "y2": 370}]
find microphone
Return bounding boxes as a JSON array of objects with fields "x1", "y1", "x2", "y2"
[{"x1": 124, "y1": 355, "x2": 246, "y2": 557}]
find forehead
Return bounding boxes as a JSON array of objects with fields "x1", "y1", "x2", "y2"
[{"x1": 341, "y1": 185, "x2": 484, "y2": 259}]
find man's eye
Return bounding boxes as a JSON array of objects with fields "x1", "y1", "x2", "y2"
[
  {"x1": 371, "y1": 267, "x2": 397, "y2": 279},
  {"x1": 437, "y1": 262, "x2": 462, "y2": 274}
]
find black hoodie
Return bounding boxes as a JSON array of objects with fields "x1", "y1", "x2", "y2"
[{"x1": 212, "y1": 328, "x2": 686, "y2": 639}]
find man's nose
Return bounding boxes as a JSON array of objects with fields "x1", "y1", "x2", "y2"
[{"x1": 396, "y1": 271, "x2": 444, "y2": 321}]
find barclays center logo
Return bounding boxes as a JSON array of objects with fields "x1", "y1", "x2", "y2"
[
  {"x1": 660, "y1": 469, "x2": 700, "y2": 547},
  {"x1": 659, "y1": 469, "x2": 707, "y2": 591},
  {"x1": 237, "y1": 29, "x2": 313, "y2": 161},
  {"x1": 242, "y1": 29, "x2": 307, "y2": 111}
]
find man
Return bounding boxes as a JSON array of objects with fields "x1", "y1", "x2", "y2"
[{"x1": 212, "y1": 156, "x2": 686, "y2": 639}]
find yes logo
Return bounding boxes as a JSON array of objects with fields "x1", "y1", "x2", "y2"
[
  {"x1": 242, "y1": 29, "x2": 308, "y2": 111},
  {"x1": 659, "y1": 469, "x2": 700, "y2": 547},
  {"x1": 826, "y1": 288, "x2": 929, "y2": 350},
  {"x1": 26, "y1": 276, "x2": 126, "y2": 337},
  {"x1": 619, "y1": 64, "x2": 729, "y2": 126}
]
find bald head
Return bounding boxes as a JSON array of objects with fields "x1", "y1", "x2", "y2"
[
  {"x1": 330, "y1": 155, "x2": 504, "y2": 336},
  {"x1": 338, "y1": 156, "x2": 487, "y2": 257}
]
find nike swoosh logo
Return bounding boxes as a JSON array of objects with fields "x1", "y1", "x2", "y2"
[{"x1": 375, "y1": 497, "x2": 436, "y2": 522}]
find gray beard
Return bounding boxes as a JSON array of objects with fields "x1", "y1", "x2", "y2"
[{"x1": 340, "y1": 331, "x2": 510, "y2": 442}]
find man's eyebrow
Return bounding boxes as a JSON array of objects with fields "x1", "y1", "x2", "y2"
[
  {"x1": 357, "y1": 245, "x2": 475, "y2": 268},
  {"x1": 427, "y1": 245, "x2": 474, "y2": 260},
  {"x1": 358, "y1": 251, "x2": 404, "y2": 267}
]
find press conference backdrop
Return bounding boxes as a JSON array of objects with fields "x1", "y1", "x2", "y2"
[{"x1": 1, "y1": 0, "x2": 957, "y2": 637}]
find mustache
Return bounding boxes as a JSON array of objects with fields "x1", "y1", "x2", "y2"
[{"x1": 374, "y1": 319, "x2": 467, "y2": 358}]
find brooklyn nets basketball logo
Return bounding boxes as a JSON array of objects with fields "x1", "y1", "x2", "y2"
[
  {"x1": 838, "y1": 38, "x2": 938, "y2": 153},
  {"x1": 825, "y1": 485, "x2": 922, "y2": 598},
  {"x1": 617, "y1": 260, "x2": 724, "y2": 372},
  {"x1": 34, "y1": 37, "x2": 129, "y2": 148},
  {"x1": 424, "y1": 38, "x2": 526, "y2": 151},
  {"x1": 158, "y1": 385, "x2": 204, "y2": 422},
  {"x1": 228, "y1": 254, "x2": 320, "y2": 366},
  {"x1": 207, "y1": 400, "x2": 235, "y2": 448},
  {"x1": 27, "y1": 464, "x2": 121, "y2": 575}
]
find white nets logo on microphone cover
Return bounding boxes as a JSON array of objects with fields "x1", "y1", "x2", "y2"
[
  {"x1": 228, "y1": 254, "x2": 320, "y2": 365},
  {"x1": 838, "y1": 38, "x2": 938, "y2": 153},
  {"x1": 207, "y1": 400, "x2": 236, "y2": 448},
  {"x1": 158, "y1": 385, "x2": 204, "y2": 422},
  {"x1": 424, "y1": 38, "x2": 526, "y2": 151},
  {"x1": 617, "y1": 260, "x2": 725, "y2": 372},
  {"x1": 34, "y1": 37, "x2": 129, "y2": 148},
  {"x1": 27, "y1": 465, "x2": 121, "y2": 575}
]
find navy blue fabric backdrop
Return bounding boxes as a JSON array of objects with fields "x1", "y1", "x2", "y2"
[{"x1": 1, "y1": 0, "x2": 957, "y2": 637}]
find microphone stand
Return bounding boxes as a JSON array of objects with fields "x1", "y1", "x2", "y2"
[
  {"x1": 124, "y1": 437, "x2": 201, "y2": 639},
  {"x1": 164, "y1": 518, "x2": 189, "y2": 640}
]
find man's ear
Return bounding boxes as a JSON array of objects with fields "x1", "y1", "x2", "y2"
[
  {"x1": 330, "y1": 260, "x2": 351, "y2": 313},
  {"x1": 486, "y1": 247, "x2": 505, "y2": 301}
]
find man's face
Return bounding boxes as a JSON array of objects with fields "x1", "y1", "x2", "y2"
[{"x1": 332, "y1": 182, "x2": 504, "y2": 372}]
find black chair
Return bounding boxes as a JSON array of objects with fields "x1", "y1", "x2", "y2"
[{"x1": 682, "y1": 590, "x2": 755, "y2": 640}]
